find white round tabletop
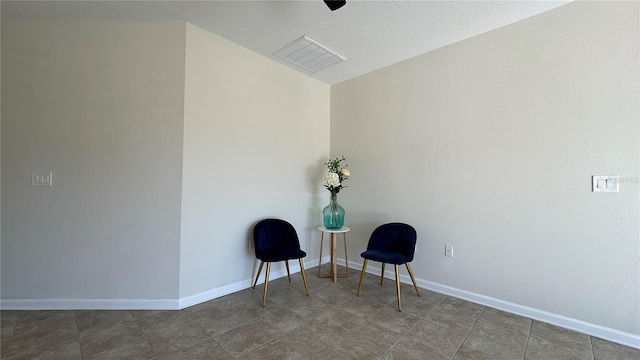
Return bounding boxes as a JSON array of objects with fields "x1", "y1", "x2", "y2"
[{"x1": 317, "y1": 226, "x2": 350, "y2": 233}]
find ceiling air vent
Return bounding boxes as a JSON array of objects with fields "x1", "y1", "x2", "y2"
[{"x1": 274, "y1": 35, "x2": 346, "y2": 73}]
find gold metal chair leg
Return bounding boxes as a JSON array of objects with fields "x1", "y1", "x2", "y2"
[
  {"x1": 318, "y1": 231, "x2": 324, "y2": 276},
  {"x1": 343, "y1": 233, "x2": 349, "y2": 275},
  {"x1": 285, "y1": 260, "x2": 291, "y2": 282},
  {"x1": 357, "y1": 259, "x2": 368, "y2": 296},
  {"x1": 380, "y1": 263, "x2": 385, "y2": 285},
  {"x1": 299, "y1": 259, "x2": 309, "y2": 296},
  {"x1": 253, "y1": 261, "x2": 264, "y2": 289},
  {"x1": 406, "y1": 263, "x2": 420, "y2": 296},
  {"x1": 262, "y1": 262, "x2": 271, "y2": 307},
  {"x1": 395, "y1": 265, "x2": 402, "y2": 312}
]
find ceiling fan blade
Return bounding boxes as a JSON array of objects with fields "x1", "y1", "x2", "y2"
[{"x1": 324, "y1": 0, "x2": 346, "y2": 11}]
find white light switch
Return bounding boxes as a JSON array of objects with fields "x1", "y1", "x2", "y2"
[
  {"x1": 31, "y1": 172, "x2": 53, "y2": 187},
  {"x1": 592, "y1": 175, "x2": 618, "y2": 192}
]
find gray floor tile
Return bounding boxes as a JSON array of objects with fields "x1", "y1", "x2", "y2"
[
  {"x1": 524, "y1": 321, "x2": 593, "y2": 360},
  {"x1": 136, "y1": 310, "x2": 192, "y2": 335},
  {"x1": 160, "y1": 339, "x2": 232, "y2": 360},
  {"x1": 1, "y1": 336, "x2": 12, "y2": 360},
  {"x1": 453, "y1": 308, "x2": 531, "y2": 360},
  {"x1": 355, "y1": 282, "x2": 402, "y2": 306},
  {"x1": 398, "y1": 289, "x2": 446, "y2": 318},
  {"x1": 79, "y1": 320, "x2": 144, "y2": 358},
  {"x1": 87, "y1": 336, "x2": 155, "y2": 360},
  {"x1": 254, "y1": 321, "x2": 335, "y2": 358},
  {"x1": 337, "y1": 320, "x2": 404, "y2": 356},
  {"x1": 591, "y1": 336, "x2": 640, "y2": 360},
  {"x1": 292, "y1": 299, "x2": 339, "y2": 321},
  {"x1": 525, "y1": 334, "x2": 593, "y2": 360},
  {"x1": 382, "y1": 333, "x2": 452, "y2": 360},
  {"x1": 12, "y1": 310, "x2": 78, "y2": 336},
  {"x1": 314, "y1": 282, "x2": 359, "y2": 306},
  {"x1": 238, "y1": 338, "x2": 309, "y2": 360},
  {"x1": 0, "y1": 311, "x2": 18, "y2": 338},
  {"x1": 454, "y1": 327, "x2": 528, "y2": 360},
  {"x1": 4, "y1": 328, "x2": 81, "y2": 360},
  {"x1": 368, "y1": 304, "x2": 423, "y2": 335},
  {"x1": 300, "y1": 308, "x2": 365, "y2": 344},
  {"x1": 192, "y1": 304, "x2": 266, "y2": 337},
  {"x1": 129, "y1": 310, "x2": 167, "y2": 320},
  {"x1": 310, "y1": 341, "x2": 380, "y2": 360},
  {"x1": 213, "y1": 306, "x2": 305, "y2": 358},
  {"x1": 76, "y1": 310, "x2": 135, "y2": 334},
  {"x1": 0, "y1": 266, "x2": 637, "y2": 360},
  {"x1": 145, "y1": 322, "x2": 212, "y2": 358},
  {"x1": 400, "y1": 317, "x2": 471, "y2": 360},
  {"x1": 339, "y1": 296, "x2": 387, "y2": 319}
]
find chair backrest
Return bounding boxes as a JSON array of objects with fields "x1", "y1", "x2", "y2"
[
  {"x1": 367, "y1": 223, "x2": 417, "y2": 262},
  {"x1": 253, "y1": 219, "x2": 301, "y2": 257}
]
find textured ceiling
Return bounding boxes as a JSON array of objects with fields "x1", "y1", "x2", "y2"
[{"x1": 1, "y1": 0, "x2": 572, "y2": 85}]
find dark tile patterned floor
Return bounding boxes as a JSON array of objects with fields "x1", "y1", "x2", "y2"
[{"x1": 1, "y1": 266, "x2": 638, "y2": 359}]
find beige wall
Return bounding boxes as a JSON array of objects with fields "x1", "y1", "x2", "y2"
[
  {"x1": 1, "y1": 20, "x2": 186, "y2": 301},
  {"x1": 1, "y1": 0, "x2": 637, "y2": 344},
  {"x1": 1, "y1": 19, "x2": 330, "y2": 306},
  {"x1": 331, "y1": 1, "x2": 639, "y2": 335},
  {"x1": 179, "y1": 24, "x2": 330, "y2": 298}
]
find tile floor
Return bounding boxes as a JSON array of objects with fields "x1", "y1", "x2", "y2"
[{"x1": 1, "y1": 266, "x2": 638, "y2": 360}]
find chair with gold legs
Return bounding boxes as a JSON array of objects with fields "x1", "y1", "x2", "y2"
[
  {"x1": 252, "y1": 219, "x2": 309, "y2": 307},
  {"x1": 357, "y1": 222, "x2": 420, "y2": 312}
]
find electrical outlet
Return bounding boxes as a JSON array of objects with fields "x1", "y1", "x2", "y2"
[{"x1": 445, "y1": 245, "x2": 453, "y2": 258}]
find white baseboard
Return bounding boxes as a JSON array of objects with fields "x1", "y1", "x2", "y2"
[
  {"x1": 178, "y1": 279, "x2": 253, "y2": 310},
  {"x1": 3, "y1": 256, "x2": 637, "y2": 350},
  {"x1": 0, "y1": 257, "x2": 327, "y2": 311},
  {"x1": 0, "y1": 298, "x2": 179, "y2": 310},
  {"x1": 178, "y1": 257, "x2": 324, "y2": 309},
  {"x1": 339, "y1": 258, "x2": 640, "y2": 350}
]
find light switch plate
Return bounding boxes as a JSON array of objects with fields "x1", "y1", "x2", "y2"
[
  {"x1": 32, "y1": 172, "x2": 53, "y2": 187},
  {"x1": 592, "y1": 175, "x2": 618, "y2": 192}
]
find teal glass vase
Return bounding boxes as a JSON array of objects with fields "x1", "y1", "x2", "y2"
[{"x1": 323, "y1": 195, "x2": 345, "y2": 229}]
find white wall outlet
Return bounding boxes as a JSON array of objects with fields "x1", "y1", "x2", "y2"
[
  {"x1": 31, "y1": 172, "x2": 53, "y2": 187},
  {"x1": 445, "y1": 245, "x2": 453, "y2": 258}
]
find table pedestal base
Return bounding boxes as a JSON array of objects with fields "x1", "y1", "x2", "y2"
[{"x1": 317, "y1": 230, "x2": 349, "y2": 283}]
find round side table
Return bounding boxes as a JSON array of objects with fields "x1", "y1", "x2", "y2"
[{"x1": 317, "y1": 226, "x2": 350, "y2": 283}]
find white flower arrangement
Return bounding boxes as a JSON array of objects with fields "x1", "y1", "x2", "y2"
[
  {"x1": 323, "y1": 156, "x2": 350, "y2": 196},
  {"x1": 324, "y1": 172, "x2": 341, "y2": 188}
]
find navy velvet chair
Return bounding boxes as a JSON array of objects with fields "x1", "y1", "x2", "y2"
[
  {"x1": 357, "y1": 223, "x2": 421, "y2": 311},
  {"x1": 252, "y1": 219, "x2": 309, "y2": 307}
]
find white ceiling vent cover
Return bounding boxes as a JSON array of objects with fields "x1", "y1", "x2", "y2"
[{"x1": 274, "y1": 35, "x2": 346, "y2": 73}]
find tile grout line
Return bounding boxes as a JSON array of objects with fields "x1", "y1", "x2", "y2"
[
  {"x1": 77, "y1": 310, "x2": 153, "y2": 360},
  {"x1": 330, "y1": 295, "x2": 397, "y2": 356},
  {"x1": 133, "y1": 310, "x2": 163, "y2": 360},
  {"x1": 74, "y1": 310, "x2": 85, "y2": 360},
  {"x1": 211, "y1": 292, "x2": 343, "y2": 359},
  {"x1": 184, "y1": 318, "x2": 235, "y2": 360},
  {"x1": 522, "y1": 318, "x2": 534, "y2": 360},
  {"x1": 277, "y1": 294, "x2": 370, "y2": 358},
  {"x1": 448, "y1": 303, "x2": 487, "y2": 360},
  {"x1": 241, "y1": 286, "x2": 392, "y2": 359},
  {"x1": 186, "y1": 307, "x2": 260, "y2": 360},
  {"x1": 378, "y1": 294, "x2": 448, "y2": 360},
  {"x1": 134, "y1": 309, "x2": 161, "y2": 360},
  {"x1": 328, "y1": 293, "x2": 400, "y2": 358}
]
